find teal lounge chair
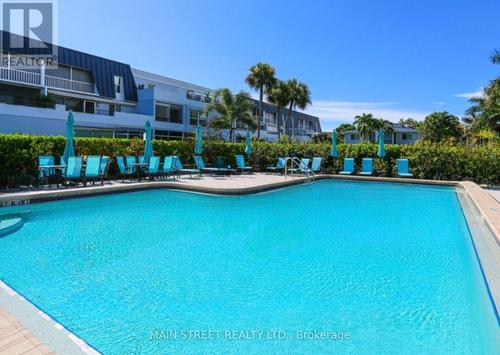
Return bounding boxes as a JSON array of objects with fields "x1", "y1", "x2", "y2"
[
  {"x1": 64, "y1": 156, "x2": 83, "y2": 187},
  {"x1": 289, "y1": 158, "x2": 310, "y2": 174},
  {"x1": 59, "y1": 156, "x2": 67, "y2": 176},
  {"x1": 235, "y1": 155, "x2": 253, "y2": 173},
  {"x1": 311, "y1": 157, "x2": 322, "y2": 173},
  {"x1": 173, "y1": 156, "x2": 200, "y2": 178},
  {"x1": 267, "y1": 157, "x2": 286, "y2": 174},
  {"x1": 84, "y1": 155, "x2": 102, "y2": 186},
  {"x1": 339, "y1": 158, "x2": 355, "y2": 175},
  {"x1": 162, "y1": 156, "x2": 176, "y2": 179},
  {"x1": 37, "y1": 155, "x2": 55, "y2": 186},
  {"x1": 116, "y1": 156, "x2": 134, "y2": 182},
  {"x1": 194, "y1": 156, "x2": 232, "y2": 175},
  {"x1": 147, "y1": 156, "x2": 161, "y2": 179},
  {"x1": 396, "y1": 159, "x2": 413, "y2": 177},
  {"x1": 99, "y1": 156, "x2": 109, "y2": 183},
  {"x1": 359, "y1": 158, "x2": 373, "y2": 176},
  {"x1": 126, "y1": 156, "x2": 138, "y2": 172}
]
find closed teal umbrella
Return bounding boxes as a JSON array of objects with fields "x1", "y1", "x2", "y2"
[
  {"x1": 62, "y1": 112, "x2": 75, "y2": 163},
  {"x1": 244, "y1": 130, "x2": 253, "y2": 156},
  {"x1": 143, "y1": 121, "x2": 153, "y2": 163},
  {"x1": 330, "y1": 130, "x2": 338, "y2": 158},
  {"x1": 194, "y1": 126, "x2": 203, "y2": 154},
  {"x1": 377, "y1": 129, "x2": 386, "y2": 158}
]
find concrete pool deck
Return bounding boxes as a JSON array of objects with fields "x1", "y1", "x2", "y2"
[{"x1": 0, "y1": 173, "x2": 499, "y2": 354}]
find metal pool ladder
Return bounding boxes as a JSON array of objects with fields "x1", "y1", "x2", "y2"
[{"x1": 285, "y1": 157, "x2": 315, "y2": 182}]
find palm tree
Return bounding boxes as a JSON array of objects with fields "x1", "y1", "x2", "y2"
[
  {"x1": 204, "y1": 88, "x2": 256, "y2": 141},
  {"x1": 490, "y1": 49, "x2": 500, "y2": 64},
  {"x1": 245, "y1": 63, "x2": 276, "y2": 138},
  {"x1": 284, "y1": 79, "x2": 311, "y2": 138},
  {"x1": 267, "y1": 80, "x2": 290, "y2": 140},
  {"x1": 374, "y1": 118, "x2": 394, "y2": 133},
  {"x1": 354, "y1": 113, "x2": 377, "y2": 141}
]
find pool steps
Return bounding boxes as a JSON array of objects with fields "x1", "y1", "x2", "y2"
[{"x1": 0, "y1": 215, "x2": 24, "y2": 237}]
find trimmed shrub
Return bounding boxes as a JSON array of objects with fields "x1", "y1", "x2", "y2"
[{"x1": 0, "y1": 134, "x2": 498, "y2": 187}]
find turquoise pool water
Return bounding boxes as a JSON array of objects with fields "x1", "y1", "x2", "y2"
[{"x1": 0, "y1": 180, "x2": 498, "y2": 354}]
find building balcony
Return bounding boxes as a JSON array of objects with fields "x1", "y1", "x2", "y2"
[{"x1": 0, "y1": 67, "x2": 96, "y2": 95}]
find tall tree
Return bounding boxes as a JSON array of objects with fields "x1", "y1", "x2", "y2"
[
  {"x1": 267, "y1": 80, "x2": 290, "y2": 140},
  {"x1": 204, "y1": 88, "x2": 256, "y2": 141},
  {"x1": 490, "y1": 49, "x2": 500, "y2": 64},
  {"x1": 245, "y1": 63, "x2": 276, "y2": 139},
  {"x1": 398, "y1": 117, "x2": 421, "y2": 129},
  {"x1": 464, "y1": 50, "x2": 500, "y2": 133},
  {"x1": 336, "y1": 123, "x2": 356, "y2": 134},
  {"x1": 353, "y1": 113, "x2": 377, "y2": 141},
  {"x1": 421, "y1": 111, "x2": 463, "y2": 142},
  {"x1": 373, "y1": 118, "x2": 394, "y2": 134},
  {"x1": 284, "y1": 79, "x2": 311, "y2": 137}
]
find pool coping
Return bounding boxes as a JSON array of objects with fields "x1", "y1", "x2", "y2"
[
  {"x1": 0, "y1": 174, "x2": 458, "y2": 207},
  {"x1": 0, "y1": 281, "x2": 98, "y2": 354},
  {"x1": 0, "y1": 174, "x2": 498, "y2": 353}
]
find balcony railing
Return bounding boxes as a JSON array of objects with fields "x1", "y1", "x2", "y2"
[
  {"x1": 0, "y1": 67, "x2": 95, "y2": 94},
  {"x1": 45, "y1": 74, "x2": 95, "y2": 94},
  {"x1": 0, "y1": 67, "x2": 41, "y2": 86}
]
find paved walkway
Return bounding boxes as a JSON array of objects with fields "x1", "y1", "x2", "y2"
[
  {"x1": 0, "y1": 308, "x2": 53, "y2": 355},
  {"x1": 486, "y1": 187, "x2": 500, "y2": 203}
]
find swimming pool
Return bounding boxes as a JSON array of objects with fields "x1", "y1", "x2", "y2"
[{"x1": 0, "y1": 180, "x2": 498, "y2": 354}]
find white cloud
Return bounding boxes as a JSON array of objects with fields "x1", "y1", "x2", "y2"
[
  {"x1": 454, "y1": 88, "x2": 483, "y2": 99},
  {"x1": 301, "y1": 100, "x2": 428, "y2": 126}
]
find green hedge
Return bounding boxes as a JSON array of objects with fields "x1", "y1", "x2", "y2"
[{"x1": 0, "y1": 134, "x2": 499, "y2": 187}]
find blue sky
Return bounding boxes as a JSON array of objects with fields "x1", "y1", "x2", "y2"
[{"x1": 58, "y1": 0, "x2": 499, "y2": 131}]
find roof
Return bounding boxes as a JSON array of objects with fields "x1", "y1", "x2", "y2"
[{"x1": 1, "y1": 31, "x2": 137, "y2": 101}]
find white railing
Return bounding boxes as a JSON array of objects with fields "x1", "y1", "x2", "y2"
[
  {"x1": 44, "y1": 74, "x2": 95, "y2": 94},
  {"x1": 0, "y1": 67, "x2": 41, "y2": 86},
  {"x1": 0, "y1": 67, "x2": 95, "y2": 94}
]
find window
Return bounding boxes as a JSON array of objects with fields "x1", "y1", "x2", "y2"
[
  {"x1": 63, "y1": 98, "x2": 83, "y2": 112},
  {"x1": 114, "y1": 130, "x2": 142, "y2": 139},
  {"x1": 155, "y1": 130, "x2": 183, "y2": 140},
  {"x1": 155, "y1": 104, "x2": 183, "y2": 124},
  {"x1": 156, "y1": 105, "x2": 169, "y2": 122},
  {"x1": 264, "y1": 111, "x2": 276, "y2": 125},
  {"x1": 190, "y1": 110, "x2": 206, "y2": 126},
  {"x1": 351, "y1": 134, "x2": 356, "y2": 140},
  {"x1": 402, "y1": 133, "x2": 412, "y2": 140},
  {"x1": 84, "y1": 101, "x2": 95, "y2": 114},
  {"x1": 74, "y1": 127, "x2": 113, "y2": 138},
  {"x1": 114, "y1": 76, "x2": 122, "y2": 94},
  {"x1": 187, "y1": 90, "x2": 209, "y2": 102}
]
